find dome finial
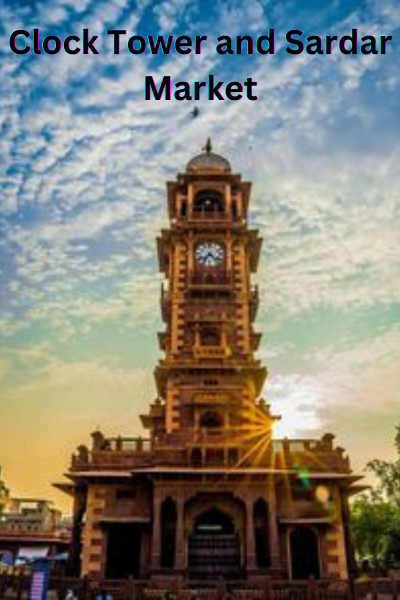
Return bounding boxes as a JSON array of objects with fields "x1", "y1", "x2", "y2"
[
  {"x1": 186, "y1": 141, "x2": 231, "y2": 173},
  {"x1": 203, "y1": 138, "x2": 212, "y2": 154}
]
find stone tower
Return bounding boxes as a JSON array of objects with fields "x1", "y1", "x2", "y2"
[
  {"x1": 60, "y1": 145, "x2": 361, "y2": 583},
  {"x1": 150, "y1": 140, "x2": 273, "y2": 464}
]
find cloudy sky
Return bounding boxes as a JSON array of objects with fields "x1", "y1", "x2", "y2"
[{"x1": 0, "y1": 0, "x2": 399, "y2": 512}]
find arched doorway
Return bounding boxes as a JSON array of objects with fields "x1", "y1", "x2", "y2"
[
  {"x1": 290, "y1": 527, "x2": 321, "y2": 580},
  {"x1": 188, "y1": 507, "x2": 240, "y2": 578},
  {"x1": 160, "y1": 498, "x2": 177, "y2": 569},
  {"x1": 253, "y1": 498, "x2": 270, "y2": 568}
]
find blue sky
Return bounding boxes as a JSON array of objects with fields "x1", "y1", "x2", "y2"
[{"x1": 0, "y1": 0, "x2": 399, "y2": 510}]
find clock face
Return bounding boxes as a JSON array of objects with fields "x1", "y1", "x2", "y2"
[{"x1": 195, "y1": 242, "x2": 224, "y2": 268}]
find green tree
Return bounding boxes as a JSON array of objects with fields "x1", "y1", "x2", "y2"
[
  {"x1": 351, "y1": 425, "x2": 400, "y2": 569},
  {"x1": 351, "y1": 492, "x2": 400, "y2": 567},
  {"x1": 367, "y1": 424, "x2": 400, "y2": 503}
]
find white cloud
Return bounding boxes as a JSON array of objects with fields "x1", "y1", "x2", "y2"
[{"x1": 0, "y1": 0, "x2": 399, "y2": 491}]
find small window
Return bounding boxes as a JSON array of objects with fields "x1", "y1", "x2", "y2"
[
  {"x1": 194, "y1": 190, "x2": 224, "y2": 213},
  {"x1": 200, "y1": 328, "x2": 220, "y2": 346},
  {"x1": 200, "y1": 411, "x2": 223, "y2": 429}
]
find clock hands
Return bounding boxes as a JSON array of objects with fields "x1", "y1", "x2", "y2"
[
  {"x1": 205, "y1": 252, "x2": 216, "y2": 266},
  {"x1": 196, "y1": 242, "x2": 224, "y2": 267}
]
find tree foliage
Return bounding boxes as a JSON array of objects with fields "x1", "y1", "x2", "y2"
[
  {"x1": 366, "y1": 424, "x2": 400, "y2": 503},
  {"x1": 351, "y1": 425, "x2": 400, "y2": 569},
  {"x1": 351, "y1": 492, "x2": 400, "y2": 566}
]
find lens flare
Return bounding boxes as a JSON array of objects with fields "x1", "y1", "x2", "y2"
[{"x1": 315, "y1": 485, "x2": 330, "y2": 504}]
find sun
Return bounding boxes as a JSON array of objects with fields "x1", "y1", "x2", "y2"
[{"x1": 271, "y1": 403, "x2": 321, "y2": 439}]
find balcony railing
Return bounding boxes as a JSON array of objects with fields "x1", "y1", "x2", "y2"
[
  {"x1": 70, "y1": 432, "x2": 350, "y2": 474},
  {"x1": 0, "y1": 526, "x2": 69, "y2": 539},
  {"x1": 102, "y1": 437, "x2": 152, "y2": 452},
  {"x1": 193, "y1": 345, "x2": 227, "y2": 360},
  {"x1": 272, "y1": 437, "x2": 351, "y2": 472},
  {"x1": 191, "y1": 210, "x2": 228, "y2": 221},
  {"x1": 189, "y1": 274, "x2": 232, "y2": 287},
  {"x1": 180, "y1": 211, "x2": 246, "y2": 227},
  {"x1": 71, "y1": 436, "x2": 153, "y2": 471}
]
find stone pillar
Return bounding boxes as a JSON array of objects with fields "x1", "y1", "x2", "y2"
[
  {"x1": 226, "y1": 230, "x2": 232, "y2": 274},
  {"x1": 337, "y1": 487, "x2": 356, "y2": 579},
  {"x1": 188, "y1": 183, "x2": 194, "y2": 218},
  {"x1": 188, "y1": 230, "x2": 194, "y2": 274},
  {"x1": 245, "y1": 498, "x2": 257, "y2": 572},
  {"x1": 175, "y1": 497, "x2": 185, "y2": 571},
  {"x1": 225, "y1": 182, "x2": 231, "y2": 216},
  {"x1": 81, "y1": 486, "x2": 107, "y2": 578},
  {"x1": 151, "y1": 496, "x2": 162, "y2": 570},
  {"x1": 268, "y1": 483, "x2": 281, "y2": 570},
  {"x1": 69, "y1": 486, "x2": 86, "y2": 575}
]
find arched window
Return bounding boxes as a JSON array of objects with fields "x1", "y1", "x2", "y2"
[
  {"x1": 253, "y1": 498, "x2": 270, "y2": 568},
  {"x1": 200, "y1": 327, "x2": 220, "y2": 346},
  {"x1": 160, "y1": 498, "x2": 177, "y2": 569},
  {"x1": 194, "y1": 190, "x2": 224, "y2": 213},
  {"x1": 200, "y1": 411, "x2": 223, "y2": 430}
]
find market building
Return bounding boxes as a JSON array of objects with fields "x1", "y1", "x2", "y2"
[{"x1": 0, "y1": 495, "x2": 69, "y2": 566}]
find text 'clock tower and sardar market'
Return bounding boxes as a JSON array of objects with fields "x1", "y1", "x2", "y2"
[{"x1": 59, "y1": 143, "x2": 362, "y2": 583}]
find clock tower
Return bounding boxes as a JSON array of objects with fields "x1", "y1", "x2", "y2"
[
  {"x1": 63, "y1": 143, "x2": 360, "y2": 586},
  {"x1": 150, "y1": 139, "x2": 272, "y2": 449}
]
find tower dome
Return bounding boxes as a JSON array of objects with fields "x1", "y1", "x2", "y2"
[{"x1": 186, "y1": 139, "x2": 231, "y2": 173}]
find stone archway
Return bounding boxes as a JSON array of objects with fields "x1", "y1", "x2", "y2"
[
  {"x1": 186, "y1": 495, "x2": 245, "y2": 579},
  {"x1": 290, "y1": 527, "x2": 321, "y2": 580}
]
